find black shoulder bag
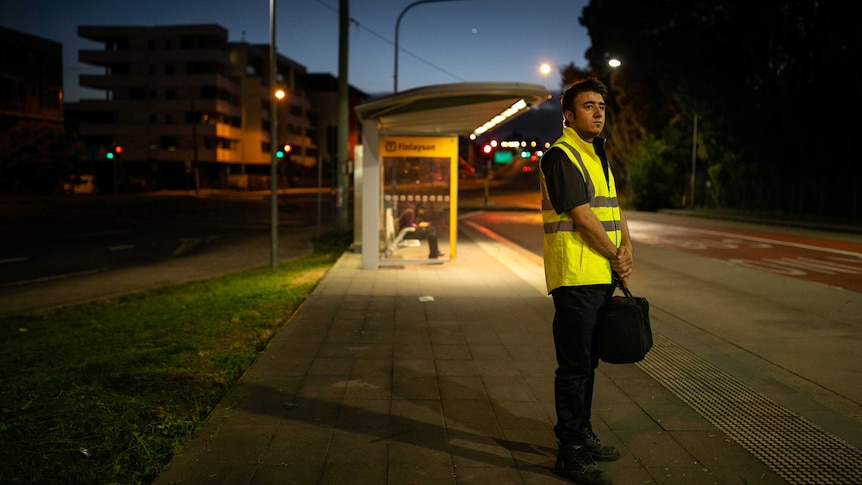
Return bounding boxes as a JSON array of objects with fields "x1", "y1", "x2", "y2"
[{"x1": 598, "y1": 275, "x2": 653, "y2": 364}]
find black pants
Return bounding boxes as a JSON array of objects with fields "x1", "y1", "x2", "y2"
[
  {"x1": 551, "y1": 284, "x2": 613, "y2": 445},
  {"x1": 404, "y1": 226, "x2": 439, "y2": 258}
]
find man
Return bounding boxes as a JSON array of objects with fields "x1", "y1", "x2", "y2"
[
  {"x1": 397, "y1": 202, "x2": 443, "y2": 259},
  {"x1": 539, "y1": 78, "x2": 633, "y2": 485}
]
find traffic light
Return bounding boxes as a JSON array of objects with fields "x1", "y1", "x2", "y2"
[
  {"x1": 106, "y1": 145, "x2": 123, "y2": 160},
  {"x1": 276, "y1": 144, "x2": 292, "y2": 159}
]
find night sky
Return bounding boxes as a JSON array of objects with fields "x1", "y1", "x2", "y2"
[{"x1": 3, "y1": 0, "x2": 591, "y2": 100}]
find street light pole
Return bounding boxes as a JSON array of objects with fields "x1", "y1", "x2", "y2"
[
  {"x1": 690, "y1": 113, "x2": 698, "y2": 208},
  {"x1": 394, "y1": 0, "x2": 466, "y2": 93},
  {"x1": 269, "y1": 0, "x2": 278, "y2": 268},
  {"x1": 608, "y1": 58, "x2": 700, "y2": 208}
]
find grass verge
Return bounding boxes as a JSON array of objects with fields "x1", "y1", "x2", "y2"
[{"x1": 0, "y1": 232, "x2": 351, "y2": 485}]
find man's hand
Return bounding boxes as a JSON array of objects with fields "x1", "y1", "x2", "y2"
[
  {"x1": 567, "y1": 204, "x2": 634, "y2": 285},
  {"x1": 611, "y1": 245, "x2": 633, "y2": 285}
]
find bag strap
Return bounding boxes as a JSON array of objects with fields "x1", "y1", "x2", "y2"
[{"x1": 612, "y1": 272, "x2": 634, "y2": 298}]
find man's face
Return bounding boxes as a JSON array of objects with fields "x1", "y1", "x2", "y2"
[{"x1": 566, "y1": 91, "x2": 605, "y2": 141}]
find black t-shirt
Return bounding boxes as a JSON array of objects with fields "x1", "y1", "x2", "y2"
[{"x1": 540, "y1": 146, "x2": 589, "y2": 215}]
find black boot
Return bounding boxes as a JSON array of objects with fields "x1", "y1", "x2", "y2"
[
  {"x1": 553, "y1": 443, "x2": 612, "y2": 485},
  {"x1": 583, "y1": 424, "x2": 620, "y2": 462}
]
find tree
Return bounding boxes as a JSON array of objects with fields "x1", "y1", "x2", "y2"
[
  {"x1": 578, "y1": 0, "x2": 861, "y2": 218},
  {"x1": 0, "y1": 121, "x2": 69, "y2": 194},
  {"x1": 559, "y1": 62, "x2": 592, "y2": 88}
]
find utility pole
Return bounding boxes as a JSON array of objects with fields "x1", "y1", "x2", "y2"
[
  {"x1": 191, "y1": 99, "x2": 199, "y2": 195},
  {"x1": 269, "y1": 0, "x2": 279, "y2": 267},
  {"x1": 336, "y1": 0, "x2": 350, "y2": 232}
]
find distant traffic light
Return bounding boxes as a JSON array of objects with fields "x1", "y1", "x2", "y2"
[
  {"x1": 105, "y1": 145, "x2": 123, "y2": 160},
  {"x1": 276, "y1": 144, "x2": 292, "y2": 159}
]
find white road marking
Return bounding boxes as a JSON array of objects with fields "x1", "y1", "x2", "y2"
[
  {"x1": 628, "y1": 220, "x2": 862, "y2": 278},
  {"x1": 627, "y1": 220, "x2": 861, "y2": 258}
]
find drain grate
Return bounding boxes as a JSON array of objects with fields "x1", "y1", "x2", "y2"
[{"x1": 637, "y1": 333, "x2": 862, "y2": 484}]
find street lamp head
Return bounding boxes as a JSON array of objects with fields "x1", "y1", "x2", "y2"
[
  {"x1": 608, "y1": 58, "x2": 622, "y2": 68},
  {"x1": 275, "y1": 89, "x2": 286, "y2": 99}
]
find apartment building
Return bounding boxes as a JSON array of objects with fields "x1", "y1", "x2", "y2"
[
  {"x1": 77, "y1": 24, "x2": 323, "y2": 191},
  {"x1": 305, "y1": 73, "x2": 367, "y2": 176},
  {"x1": 0, "y1": 25, "x2": 63, "y2": 128}
]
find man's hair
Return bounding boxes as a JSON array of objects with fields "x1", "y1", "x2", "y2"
[{"x1": 561, "y1": 77, "x2": 608, "y2": 127}]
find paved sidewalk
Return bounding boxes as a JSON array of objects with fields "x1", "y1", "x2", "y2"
[{"x1": 152, "y1": 223, "x2": 786, "y2": 485}]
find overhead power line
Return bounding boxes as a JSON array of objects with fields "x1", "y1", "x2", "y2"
[{"x1": 314, "y1": 0, "x2": 466, "y2": 83}]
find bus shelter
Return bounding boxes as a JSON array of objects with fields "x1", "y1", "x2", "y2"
[{"x1": 354, "y1": 83, "x2": 550, "y2": 269}]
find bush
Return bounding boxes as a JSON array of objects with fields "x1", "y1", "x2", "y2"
[{"x1": 627, "y1": 134, "x2": 678, "y2": 211}]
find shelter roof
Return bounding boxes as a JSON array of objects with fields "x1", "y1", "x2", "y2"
[{"x1": 355, "y1": 82, "x2": 551, "y2": 136}]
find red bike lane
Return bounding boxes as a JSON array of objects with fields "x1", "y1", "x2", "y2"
[{"x1": 627, "y1": 218, "x2": 862, "y2": 293}]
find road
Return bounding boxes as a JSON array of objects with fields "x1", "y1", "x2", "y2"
[
  {"x1": 459, "y1": 209, "x2": 862, "y2": 293},
  {"x1": 4, "y1": 187, "x2": 859, "y2": 295},
  {"x1": 0, "y1": 190, "x2": 335, "y2": 288}
]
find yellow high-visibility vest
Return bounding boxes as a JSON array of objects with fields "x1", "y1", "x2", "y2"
[{"x1": 539, "y1": 127, "x2": 622, "y2": 293}]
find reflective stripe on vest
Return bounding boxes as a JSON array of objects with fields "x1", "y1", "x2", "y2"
[{"x1": 544, "y1": 219, "x2": 621, "y2": 234}]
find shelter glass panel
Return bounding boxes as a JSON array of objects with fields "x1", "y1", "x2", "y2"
[{"x1": 379, "y1": 136, "x2": 456, "y2": 263}]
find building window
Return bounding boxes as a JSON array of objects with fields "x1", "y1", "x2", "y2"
[
  {"x1": 160, "y1": 136, "x2": 178, "y2": 150},
  {"x1": 129, "y1": 87, "x2": 146, "y2": 99},
  {"x1": 110, "y1": 63, "x2": 130, "y2": 75}
]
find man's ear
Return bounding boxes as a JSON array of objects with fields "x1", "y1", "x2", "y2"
[{"x1": 563, "y1": 110, "x2": 575, "y2": 125}]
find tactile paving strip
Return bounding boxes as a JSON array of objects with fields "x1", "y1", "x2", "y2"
[{"x1": 637, "y1": 333, "x2": 862, "y2": 484}]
